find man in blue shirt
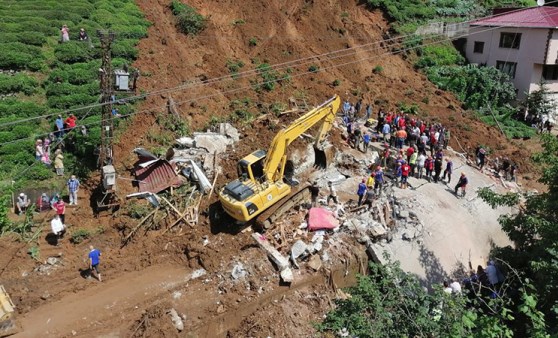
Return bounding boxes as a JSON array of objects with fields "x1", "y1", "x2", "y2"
[
  {"x1": 88, "y1": 245, "x2": 102, "y2": 282},
  {"x1": 67, "y1": 175, "x2": 80, "y2": 205},
  {"x1": 357, "y1": 179, "x2": 367, "y2": 206},
  {"x1": 55, "y1": 115, "x2": 64, "y2": 138},
  {"x1": 343, "y1": 100, "x2": 351, "y2": 115}
]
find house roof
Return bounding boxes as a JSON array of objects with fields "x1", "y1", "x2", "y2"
[{"x1": 471, "y1": 6, "x2": 558, "y2": 29}]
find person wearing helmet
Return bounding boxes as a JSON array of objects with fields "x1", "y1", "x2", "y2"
[{"x1": 455, "y1": 172, "x2": 468, "y2": 196}]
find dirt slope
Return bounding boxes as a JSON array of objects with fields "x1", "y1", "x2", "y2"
[{"x1": 0, "y1": 0, "x2": 539, "y2": 336}]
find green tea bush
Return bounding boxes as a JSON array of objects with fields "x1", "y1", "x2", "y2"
[
  {"x1": 0, "y1": 43, "x2": 44, "y2": 71},
  {"x1": 46, "y1": 82, "x2": 99, "y2": 98},
  {"x1": 47, "y1": 93, "x2": 100, "y2": 109},
  {"x1": 0, "y1": 74, "x2": 38, "y2": 95},
  {"x1": 54, "y1": 42, "x2": 98, "y2": 64},
  {"x1": 170, "y1": 0, "x2": 207, "y2": 35},
  {"x1": 111, "y1": 39, "x2": 139, "y2": 59},
  {"x1": 0, "y1": 100, "x2": 45, "y2": 118},
  {"x1": 0, "y1": 32, "x2": 46, "y2": 46}
]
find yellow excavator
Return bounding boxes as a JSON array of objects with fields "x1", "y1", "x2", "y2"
[
  {"x1": 0, "y1": 285, "x2": 19, "y2": 337},
  {"x1": 219, "y1": 95, "x2": 341, "y2": 229}
]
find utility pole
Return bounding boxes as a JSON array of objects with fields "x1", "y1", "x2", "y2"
[
  {"x1": 98, "y1": 30, "x2": 115, "y2": 168},
  {"x1": 96, "y1": 30, "x2": 120, "y2": 213}
]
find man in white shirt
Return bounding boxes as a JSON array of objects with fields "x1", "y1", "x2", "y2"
[
  {"x1": 327, "y1": 181, "x2": 339, "y2": 205},
  {"x1": 450, "y1": 281, "x2": 462, "y2": 294},
  {"x1": 51, "y1": 214, "x2": 66, "y2": 246}
]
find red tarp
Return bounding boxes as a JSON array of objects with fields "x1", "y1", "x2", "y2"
[{"x1": 308, "y1": 207, "x2": 340, "y2": 231}]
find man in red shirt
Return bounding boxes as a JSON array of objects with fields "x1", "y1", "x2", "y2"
[
  {"x1": 52, "y1": 196, "x2": 66, "y2": 225},
  {"x1": 65, "y1": 114, "x2": 77, "y2": 130},
  {"x1": 406, "y1": 146, "x2": 415, "y2": 163},
  {"x1": 401, "y1": 161, "x2": 411, "y2": 189}
]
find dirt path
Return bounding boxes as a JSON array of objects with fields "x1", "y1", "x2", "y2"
[{"x1": 14, "y1": 264, "x2": 191, "y2": 338}]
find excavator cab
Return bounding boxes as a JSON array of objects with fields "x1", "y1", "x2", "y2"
[{"x1": 237, "y1": 150, "x2": 266, "y2": 183}]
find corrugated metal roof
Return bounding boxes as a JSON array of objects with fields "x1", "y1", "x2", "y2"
[
  {"x1": 471, "y1": 6, "x2": 558, "y2": 29},
  {"x1": 134, "y1": 159, "x2": 184, "y2": 193}
]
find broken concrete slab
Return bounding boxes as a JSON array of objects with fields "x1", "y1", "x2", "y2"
[
  {"x1": 231, "y1": 263, "x2": 248, "y2": 280},
  {"x1": 190, "y1": 160, "x2": 212, "y2": 193},
  {"x1": 398, "y1": 210, "x2": 409, "y2": 219},
  {"x1": 291, "y1": 240, "x2": 308, "y2": 259},
  {"x1": 176, "y1": 137, "x2": 195, "y2": 148},
  {"x1": 252, "y1": 232, "x2": 293, "y2": 283},
  {"x1": 193, "y1": 133, "x2": 232, "y2": 154},
  {"x1": 218, "y1": 123, "x2": 240, "y2": 142}
]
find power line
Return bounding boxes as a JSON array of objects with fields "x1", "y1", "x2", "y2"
[
  {"x1": 0, "y1": 21, "x2": 529, "y2": 149},
  {"x1": 0, "y1": 2, "x2": 551, "y2": 129}
]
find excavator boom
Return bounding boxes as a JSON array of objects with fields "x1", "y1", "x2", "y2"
[{"x1": 218, "y1": 95, "x2": 341, "y2": 225}]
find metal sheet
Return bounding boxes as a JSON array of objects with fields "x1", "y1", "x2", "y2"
[{"x1": 134, "y1": 159, "x2": 183, "y2": 193}]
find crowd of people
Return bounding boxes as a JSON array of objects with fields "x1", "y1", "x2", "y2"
[{"x1": 338, "y1": 98, "x2": 471, "y2": 207}]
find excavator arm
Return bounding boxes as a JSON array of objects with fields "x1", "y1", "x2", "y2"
[{"x1": 263, "y1": 95, "x2": 341, "y2": 182}]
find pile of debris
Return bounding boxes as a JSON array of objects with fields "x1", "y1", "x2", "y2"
[{"x1": 131, "y1": 123, "x2": 239, "y2": 195}]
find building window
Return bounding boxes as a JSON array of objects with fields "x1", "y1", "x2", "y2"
[
  {"x1": 543, "y1": 65, "x2": 558, "y2": 80},
  {"x1": 473, "y1": 41, "x2": 484, "y2": 54},
  {"x1": 496, "y1": 61, "x2": 517, "y2": 78},
  {"x1": 499, "y1": 32, "x2": 521, "y2": 49}
]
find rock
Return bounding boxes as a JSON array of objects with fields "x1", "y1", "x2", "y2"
[
  {"x1": 231, "y1": 263, "x2": 248, "y2": 280},
  {"x1": 369, "y1": 223, "x2": 387, "y2": 237},
  {"x1": 291, "y1": 240, "x2": 308, "y2": 259},
  {"x1": 41, "y1": 292, "x2": 50, "y2": 300},
  {"x1": 280, "y1": 268, "x2": 294, "y2": 283},
  {"x1": 71, "y1": 330, "x2": 77, "y2": 336},
  {"x1": 308, "y1": 255, "x2": 322, "y2": 271},
  {"x1": 46, "y1": 257, "x2": 60, "y2": 265},
  {"x1": 219, "y1": 123, "x2": 240, "y2": 142},
  {"x1": 398, "y1": 210, "x2": 409, "y2": 219},
  {"x1": 169, "y1": 308, "x2": 184, "y2": 332},
  {"x1": 357, "y1": 235, "x2": 370, "y2": 244},
  {"x1": 402, "y1": 232, "x2": 412, "y2": 241},
  {"x1": 366, "y1": 242, "x2": 389, "y2": 265},
  {"x1": 216, "y1": 304, "x2": 226, "y2": 314},
  {"x1": 193, "y1": 133, "x2": 232, "y2": 154},
  {"x1": 190, "y1": 268, "x2": 207, "y2": 280},
  {"x1": 176, "y1": 137, "x2": 195, "y2": 148},
  {"x1": 172, "y1": 291, "x2": 182, "y2": 300}
]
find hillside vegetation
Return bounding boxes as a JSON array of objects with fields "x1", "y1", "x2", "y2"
[{"x1": 0, "y1": 0, "x2": 148, "y2": 188}]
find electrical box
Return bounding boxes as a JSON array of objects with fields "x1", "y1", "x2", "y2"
[
  {"x1": 114, "y1": 69, "x2": 129, "y2": 91},
  {"x1": 102, "y1": 165, "x2": 116, "y2": 191}
]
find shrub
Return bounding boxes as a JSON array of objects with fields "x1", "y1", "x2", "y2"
[
  {"x1": 372, "y1": 65, "x2": 383, "y2": 74},
  {"x1": 0, "y1": 100, "x2": 45, "y2": 118},
  {"x1": 54, "y1": 42, "x2": 98, "y2": 64},
  {"x1": 332, "y1": 79, "x2": 341, "y2": 87},
  {"x1": 0, "y1": 32, "x2": 46, "y2": 46},
  {"x1": 308, "y1": 65, "x2": 320, "y2": 73},
  {"x1": 71, "y1": 228, "x2": 91, "y2": 244},
  {"x1": 226, "y1": 59, "x2": 245, "y2": 74},
  {"x1": 415, "y1": 43, "x2": 465, "y2": 69},
  {"x1": 248, "y1": 37, "x2": 258, "y2": 47},
  {"x1": 170, "y1": 0, "x2": 207, "y2": 35},
  {"x1": 0, "y1": 43, "x2": 44, "y2": 71},
  {"x1": 0, "y1": 74, "x2": 38, "y2": 95}
]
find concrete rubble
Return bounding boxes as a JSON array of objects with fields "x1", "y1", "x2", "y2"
[
  {"x1": 168, "y1": 308, "x2": 184, "y2": 332},
  {"x1": 252, "y1": 232, "x2": 294, "y2": 283}
]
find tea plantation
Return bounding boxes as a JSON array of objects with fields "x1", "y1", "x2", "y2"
[{"x1": 0, "y1": 0, "x2": 149, "y2": 189}]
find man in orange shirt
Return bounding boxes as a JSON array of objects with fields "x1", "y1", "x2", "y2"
[{"x1": 395, "y1": 127, "x2": 407, "y2": 149}]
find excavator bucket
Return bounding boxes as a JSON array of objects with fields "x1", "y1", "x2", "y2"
[
  {"x1": 0, "y1": 285, "x2": 19, "y2": 337},
  {"x1": 314, "y1": 145, "x2": 335, "y2": 169}
]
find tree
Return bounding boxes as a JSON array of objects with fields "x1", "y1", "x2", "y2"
[
  {"x1": 318, "y1": 259, "x2": 548, "y2": 337},
  {"x1": 478, "y1": 134, "x2": 558, "y2": 332},
  {"x1": 522, "y1": 83, "x2": 555, "y2": 120}
]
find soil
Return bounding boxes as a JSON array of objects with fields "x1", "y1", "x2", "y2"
[{"x1": 0, "y1": 0, "x2": 543, "y2": 337}]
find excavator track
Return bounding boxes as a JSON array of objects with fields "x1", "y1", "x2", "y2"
[{"x1": 255, "y1": 184, "x2": 311, "y2": 230}]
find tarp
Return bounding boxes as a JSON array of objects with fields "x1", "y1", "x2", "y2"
[{"x1": 308, "y1": 207, "x2": 340, "y2": 231}]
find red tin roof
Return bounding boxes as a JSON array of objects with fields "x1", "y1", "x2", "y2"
[
  {"x1": 134, "y1": 159, "x2": 184, "y2": 193},
  {"x1": 471, "y1": 6, "x2": 558, "y2": 29}
]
